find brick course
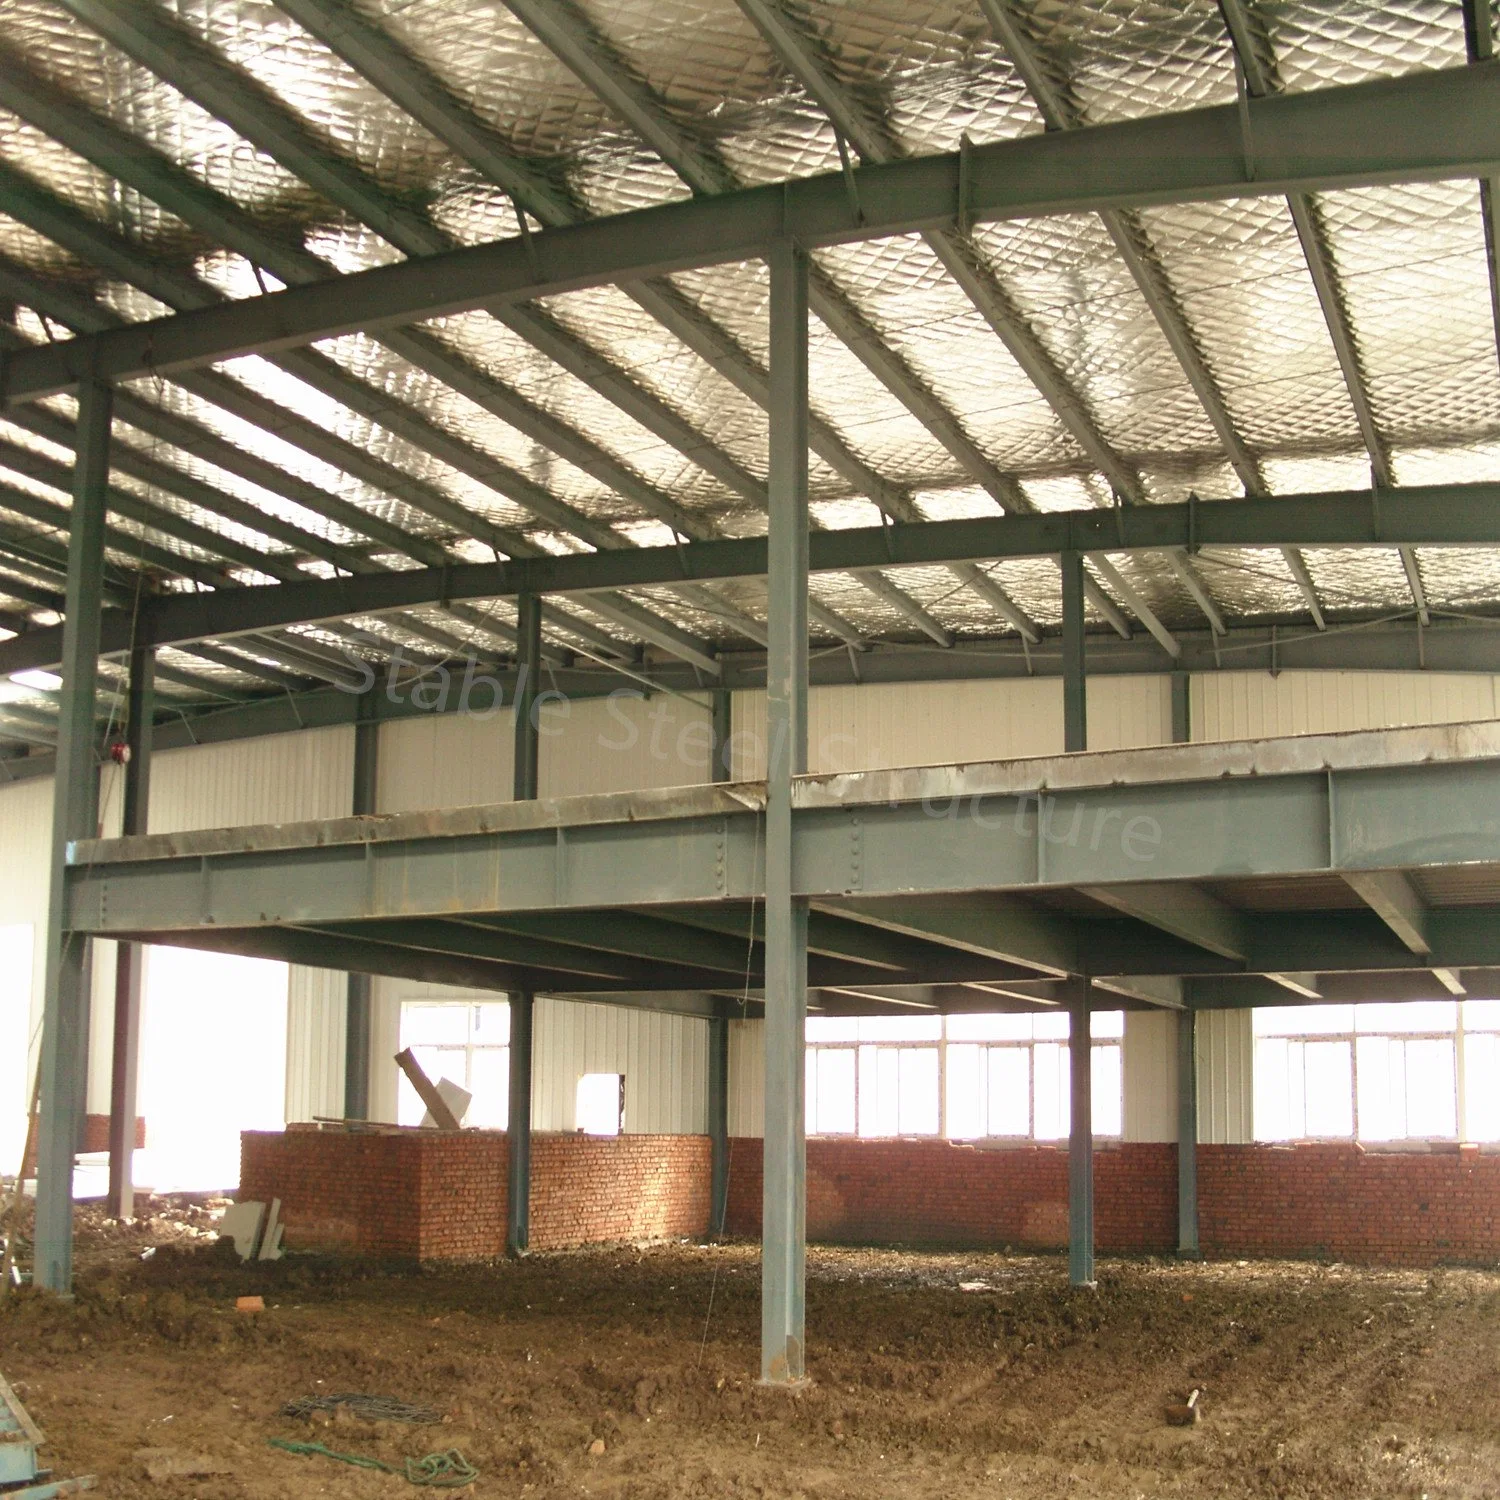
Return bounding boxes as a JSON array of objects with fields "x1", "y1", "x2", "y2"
[{"x1": 240, "y1": 1128, "x2": 710, "y2": 1261}]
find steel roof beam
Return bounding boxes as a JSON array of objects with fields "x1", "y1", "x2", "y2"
[
  {"x1": 1219, "y1": 0, "x2": 1428, "y2": 624},
  {"x1": 2, "y1": 480, "x2": 1497, "y2": 676},
  {"x1": 1462, "y1": 0, "x2": 1500, "y2": 373},
  {"x1": 3, "y1": 60, "x2": 1494, "y2": 400},
  {"x1": 0, "y1": 60, "x2": 725, "y2": 669}
]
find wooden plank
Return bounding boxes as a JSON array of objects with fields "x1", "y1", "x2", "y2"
[{"x1": 394, "y1": 1048, "x2": 462, "y2": 1131}]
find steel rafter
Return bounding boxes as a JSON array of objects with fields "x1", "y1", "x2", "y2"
[
  {"x1": 501, "y1": 0, "x2": 1037, "y2": 641},
  {"x1": 980, "y1": 0, "x2": 1320, "y2": 630},
  {"x1": 1462, "y1": 0, "x2": 1500, "y2": 373},
  {"x1": 1217, "y1": 0, "x2": 1429, "y2": 625},
  {"x1": 0, "y1": 55, "x2": 738, "y2": 673}
]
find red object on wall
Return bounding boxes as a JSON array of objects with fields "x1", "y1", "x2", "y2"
[{"x1": 240, "y1": 1127, "x2": 711, "y2": 1261}]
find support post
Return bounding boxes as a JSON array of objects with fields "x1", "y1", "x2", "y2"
[
  {"x1": 513, "y1": 593, "x2": 542, "y2": 803},
  {"x1": 708, "y1": 1014, "x2": 729, "y2": 1236},
  {"x1": 1177, "y1": 1007, "x2": 1200, "y2": 1258},
  {"x1": 1061, "y1": 551, "x2": 1087, "y2": 752},
  {"x1": 1068, "y1": 981, "x2": 1095, "y2": 1287},
  {"x1": 35, "y1": 378, "x2": 112, "y2": 1294},
  {"x1": 506, "y1": 593, "x2": 542, "y2": 1255},
  {"x1": 711, "y1": 685, "x2": 733, "y2": 783},
  {"x1": 106, "y1": 638, "x2": 152, "y2": 1220},
  {"x1": 761, "y1": 239, "x2": 810, "y2": 1385},
  {"x1": 506, "y1": 990, "x2": 533, "y2": 1254},
  {"x1": 708, "y1": 684, "x2": 732, "y2": 1237},
  {"x1": 1170, "y1": 670, "x2": 1191, "y2": 747},
  {"x1": 343, "y1": 700, "x2": 378, "y2": 1119}
]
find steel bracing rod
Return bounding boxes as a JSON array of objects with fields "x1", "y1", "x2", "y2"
[
  {"x1": 1461, "y1": 0, "x2": 1500, "y2": 373},
  {"x1": 4, "y1": 479, "x2": 1500, "y2": 679},
  {"x1": 0, "y1": 175, "x2": 695, "y2": 671},
  {"x1": 1218, "y1": 0, "x2": 1428, "y2": 626},
  {"x1": 979, "y1": 0, "x2": 1297, "y2": 634},
  {"x1": 501, "y1": 0, "x2": 1031, "y2": 641},
  {"x1": 734, "y1": 0, "x2": 1170, "y2": 643},
  {"x1": 4, "y1": 61, "x2": 1497, "y2": 402},
  {"x1": 28, "y1": 9, "x2": 816, "y2": 663}
]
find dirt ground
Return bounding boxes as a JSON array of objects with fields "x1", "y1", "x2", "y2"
[{"x1": 2, "y1": 1200, "x2": 1500, "y2": 1498}]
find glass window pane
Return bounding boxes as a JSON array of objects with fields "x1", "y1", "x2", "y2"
[
  {"x1": 400, "y1": 1003, "x2": 469, "y2": 1047},
  {"x1": 859, "y1": 1046, "x2": 899, "y2": 1137},
  {"x1": 857, "y1": 1016, "x2": 943, "y2": 1043},
  {"x1": 1034, "y1": 1042, "x2": 1068, "y2": 1140},
  {"x1": 1092, "y1": 1043, "x2": 1123, "y2": 1137},
  {"x1": 1463, "y1": 1000, "x2": 1500, "y2": 1032},
  {"x1": 1404, "y1": 1038, "x2": 1457, "y2": 1138},
  {"x1": 1091, "y1": 1010, "x2": 1125, "y2": 1040},
  {"x1": 1465, "y1": 1033, "x2": 1500, "y2": 1140},
  {"x1": 815, "y1": 1048, "x2": 857, "y2": 1135},
  {"x1": 897, "y1": 1049, "x2": 940, "y2": 1136},
  {"x1": 576, "y1": 1073, "x2": 623, "y2": 1135},
  {"x1": 987, "y1": 1048, "x2": 1032, "y2": 1136},
  {"x1": 466, "y1": 1047, "x2": 510, "y2": 1129},
  {"x1": 471, "y1": 1003, "x2": 511, "y2": 1045},
  {"x1": 1357, "y1": 1001, "x2": 1456, "y2": 1035},
  {"x1": 945, "y1": 1044, "x2": 985, "y2": 1139},
  {"x1": 1254, "y1": 1003, "x2": 1355, "y2": 1037},
  {"x1": 807, "y1": 1017, "x2": 860, "y2": 1043},
  {"x1": 1033, "y1": 1011, "x2": 1071, "y2": 1041},
  {"x1": 947, "y1": 1012, "x2": 1034, "y2": 1042},
  {"x1": 1303, "y1": 1040, "x2": 1354, "y2": 1137},
  {"x1": 1254, "y1": 1036, "x2": 1294, "y2": 1142},
  {"x1": 1356, "y1": 1035, "x2": 1402, "y2": 1141}
]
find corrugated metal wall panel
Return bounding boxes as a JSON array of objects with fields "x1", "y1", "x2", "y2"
[
  {"x1": 285, "y1": 966, "x2": 346, "y2": 1124},
  {"x1": 1122, "y1": 1010, "x2": 1178, "y2": 1142},
  {"x1": 1196, "y1": 1009, "x2": 1253, "y2": 1144},
  {"x1": 727, "y1": 1018, "x2": 765, "y2": 1138},
  {"x1": 1193, "y1": 670, "x2": 1498, "y2": 743}
]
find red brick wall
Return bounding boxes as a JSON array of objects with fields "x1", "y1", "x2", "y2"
[
  {"x1": 240, "y1": 1128, "x2": 711, "y2": 1261},
  {"x1": 1198, "y1": 1142, "x2": 1500, "y2": 1267},
  {"x1": 723, "y1": 1137, "x2": 1177, "y2": 1253},
  {"x1": 722, "y1": 1137, "x2": 1500, "y2": 1267},
  {"x1": 530, "y1": 1134, "x2": 711, "y2": 1251}
]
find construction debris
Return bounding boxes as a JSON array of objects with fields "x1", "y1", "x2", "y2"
[
  {"x1": 134, "y1": 1448, "x2": 232, "y2": 1482},
  {"x1": 0, "y1": 1368, "x2": 96, "y2": 1496},
  {"x1": 257, "y1": 1198, "x2": 284, "y2": 1262},
  {"x1": 217, "y1": 1202, "x2": 266, "y2": 1261},
  {"x1": 395, "y1": 1050, "x2": 464, "y2": 1131},
  {"x1": 1164, "y1": 1388, "x2": 1202, "y2": 1427},
  {"x1": 281, "y1": 1393, "x2": 444, "y2": 1425}
]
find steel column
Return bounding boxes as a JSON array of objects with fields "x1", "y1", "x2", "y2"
[
  {"x1": 1170, "y1": 670, "x2": 1191, "y2": 747},
  {"x1": 709, "y1": 683, "x2": 733, "y2": 1235},
  {"x1": 1177, "y1": 1007, "x2": 1200, "y2": 1258},
  {"x1": 342, "y1": 700, "x2": 378, "y2": 1120},
  {"x1": 506, "y1": 989, "x2": 533, "y2": 1255},
  {"x1": 34, "y1": 378, "x2": 111, "y2": 1293},
  {"x1": 506, "y1": 593, "x2": 542, "y2": 1254},
  {"x1": 1068, "y1": 981, "x2": 1095, "y2": 1286},
  {"x1": 708, "y1": 1014, "x2": 730, "y2": 1236},
  {"x1": 105, "y1": 638, "x2": 152, "y2": 1220},
  {"x1": 761, "y1": 240, "x2": 810, "y2": 1385},
  {"x1": 1061, "y1": 551, "x2": 1087, "y2": 752}
]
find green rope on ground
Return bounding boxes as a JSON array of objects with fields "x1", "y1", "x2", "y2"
[{"x1": 268, "y1": 1437, "x2": 479, "y2": 1488}]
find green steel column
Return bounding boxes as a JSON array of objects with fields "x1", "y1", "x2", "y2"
[
  {"x1": 507, "y1": 593, "x2": 542, "y2": 1255},
  {"x1": 1061, "y1": 550, "x2": 1087, "y2": 752},
  {"x1": 1068, "y1": 981, "x2": 1095, "y2": 1287},
  {"x1": 761, "y1": 239, "x2": 810, "y2": 1384},
  {"x1": 708, "y1": 686, "x2": 732, "y2": 1237},
  {"x1": 35, "y1": 378, "x2": 112, "y2": 1293},
  {"x1": 106, "y1": 637, "x2": 152, "y2": 1220},
  {"x1": 343, "y1": 700, "x2": 378, "y2": 1120}
]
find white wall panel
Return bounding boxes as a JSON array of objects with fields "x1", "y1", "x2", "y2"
[
  {"x1": 1196, "y1": 1008, "x2": 1253, "y2": 1144},
  {"x1": 728, "y1": 1018, "x2": 766, "y2": 1137},
  {"x1": 285, "y1": 965, "x2": 345, "y2": 1125},
  {"x1": 1123, "y1": 1010, "x2": 1178, "y2": 1142},
  {"x1": 1193, "y1": 670, "x2": 1497, "y2": 743}
]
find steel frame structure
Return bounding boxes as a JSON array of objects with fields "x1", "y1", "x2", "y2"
[{"x1": 14, "y1": 29, "x2": 1500, "y2": 1377}]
